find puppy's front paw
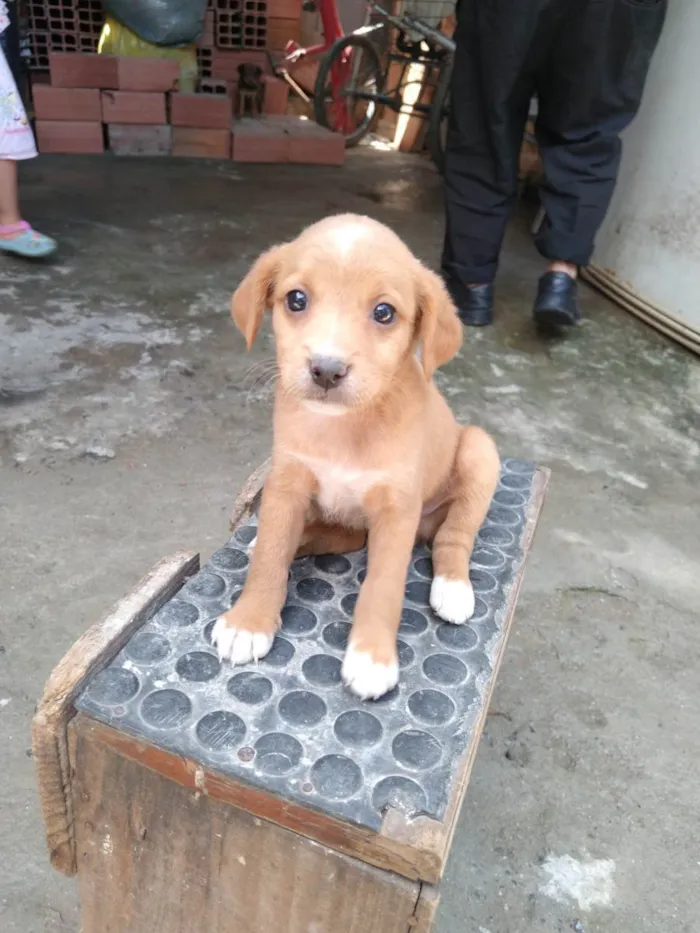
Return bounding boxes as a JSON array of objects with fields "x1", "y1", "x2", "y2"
[
  {"x1": 430, "y1": 576, "x2": 475, "y2": 625},
  {"x1": 342, "y1": 642, "x2": 399, "y2": 700},
  {"x1": 212, "y1": 608, "x2": 277, "y2": 665}
]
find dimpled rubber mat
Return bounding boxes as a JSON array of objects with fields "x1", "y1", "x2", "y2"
[{"x1": 76, "y1": 458, "x2": 537, "y2": 831}]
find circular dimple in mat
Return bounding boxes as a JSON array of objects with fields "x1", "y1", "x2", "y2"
[
  {"x1": 278, "y1": 690, "x2": 326, "y2": 727},
  {"x1": 340, "y1": 593, "x2": 358, "y2": 615},
  {"x1": 413, "y1": 557, "x2": 433, "y2": 579},
  {"x1": 281, "y1": 605, "x2": 317, "y2": 636},
  {"x1": 314, "y1": 554, "x2": 352, "y2": 575},
  {"x1": 372, "y1": 776, "x2": 427, "y2": 816},
  {"x1": 334, "y1": 710, "x2": 383, "y2": 748},
  {"x1": 176, "y1": 651, "x2": 220, "y2": 682},
  {"x1": 186, "y1": 572, "x2": 227, "y2": 600},
  {"x1": 494, "y1": 489, "x2": 528, "y2": 508},
  {"x1": 235, "y1": 524, "x2": 257, "y2": 545},
  {"x1": 436, "y1": 623, "x2": 478, "y2": 651},
  {"x1": 322, "y1": 621, "x2": 350, "y2": 651},
  {"x1": 302, "y1": 654, "x2": 342, "y2": 687},
  {"x1": 311, "y1": 755, "x2": 363, "y2": 800},
  {"x1": 392, "y1": 730, "x2": 442, "y2": 771},
  {"x1": 297, "y1": 578, "x2": 335, "y2": 602},
  {"x1": 126, "y1": 632, "x2": 171, "y2": 664},
  {"x1": 397, "y1": 640, "x2": 415, "y2": 668},
  {"x1": 196, "y1": 710, "x2": 246, "y2": 750},
  {"x1": 478, "y1": 525, "x2": 515, "y2": 548},
  {"x1": 486, "y1": 505, "x2": 521, "y2": 527},
  {"x1": 87, "y1": 668, "x2": 140, "y2": 706},
  {"x1": 405, "y1": 581, "x2": 431, "y2": 606},
  {"x1": 501, "y1": 470, "x2": 532, "y2": 489},
  {"x1": 210, "y1": 547, "x2": 249, "y2": 571},
  {"x1": 228, "y1": 671, "x2": 273, "y2": 705},
  {"x1": 141, "y1": 689, "x2": 192, "y2": 729},
  {"x1": 408, "y1": 689, "x2": 455, "y2": 725},
  {"x1": 423, "y1": 653, "x2": 468, "y2": 686},
  {"x1": 254, "y1": 733, "x2": 303, "y2": 775},
  {"x1": 399, "y1": 608, "x2": 428, "y2": 637},
  {"x1": 470, "y1": 569, "x2": 498, "y2": 594},
  {"x1": 471, "y1": 546, "x2": 506, "y2": 570},
  {"x1": 158, "y1": 599, "x2": 199, "y2": 628},
  {"x1": 261, "y1": 637, "x2": 295, "y2": 667}
]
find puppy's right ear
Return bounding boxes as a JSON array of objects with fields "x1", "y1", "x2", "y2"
[{"x1": 232, "y1": 245, "x2": 287, "y2": 349}]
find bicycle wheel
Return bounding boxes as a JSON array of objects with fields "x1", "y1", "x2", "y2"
[
  {"x1": 314, "y1": 34, "x2": 384, "y2": 147},
  {"x1": 428, "y1": 54, "x2": 453, "y2": 174}
]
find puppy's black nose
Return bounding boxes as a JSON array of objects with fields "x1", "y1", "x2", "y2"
[{"x1": 309, "y1": 356, "x2": 348, "y2": 390}]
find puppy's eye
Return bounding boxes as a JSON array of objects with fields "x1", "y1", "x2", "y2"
[
  {"x1": 286, "y1": 290, "x2": 308, "y2": 313},
  {"x1": 372, "y1": 303, "x2": 395, "y2": 325}
]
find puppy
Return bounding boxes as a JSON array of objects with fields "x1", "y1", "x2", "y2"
[{"x1": 213, "y1": 215, "x2": 500, "y2": 699}]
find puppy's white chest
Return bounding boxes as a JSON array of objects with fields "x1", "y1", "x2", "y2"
[{"x1": 296, "y1": 455, "x2": 386, "y2": 526}]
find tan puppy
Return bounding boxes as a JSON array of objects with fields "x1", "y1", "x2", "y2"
[{"x1": 213, "y1": 214, "x2": 500, "y2": 699}]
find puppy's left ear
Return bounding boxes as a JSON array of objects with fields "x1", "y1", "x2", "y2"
[
  {"x1": 415, "y1": 263, "x2": 463, "y2": 380},
  {"x1": 232, "y1": 244, "x2": 288, "y2": 349}
]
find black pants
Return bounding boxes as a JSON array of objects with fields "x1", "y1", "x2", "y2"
[{"x1": 442, "y1": 0, "x2": 667, "y2": 288}]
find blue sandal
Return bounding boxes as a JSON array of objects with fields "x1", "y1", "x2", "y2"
[{"x1": 0, "y1": 221, "x2": 57, "y2": 258}]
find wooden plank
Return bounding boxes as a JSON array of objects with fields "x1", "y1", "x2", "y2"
[
  {"x1": 32, "y1": 551, "x2": 200, "y2": 876},
  {"x1": 71, "y1": 717, "x2": 424, "y2": 933},
  {"x1": 229, "y1": 456, "x2": 270, "y2": 530}
]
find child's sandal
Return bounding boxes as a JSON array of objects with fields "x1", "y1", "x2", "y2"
[{"x1": 0, "y1": 221, "x2": 57, "y2": 258}]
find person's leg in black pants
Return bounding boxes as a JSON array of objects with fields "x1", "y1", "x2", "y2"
[
  {"x1": 442, "y1": 0, "x2": 545, "y2": 324},
  {"x1": 443, "y1": 0, "x2": 667, "y2": 328}
]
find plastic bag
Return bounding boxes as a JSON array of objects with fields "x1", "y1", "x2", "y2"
[
  {"x1": 99, "y1": 17, "x2": 198, "y2": 93},
  {"x1": 103, "y1": 0, "x2": 207, "y2": 48}
]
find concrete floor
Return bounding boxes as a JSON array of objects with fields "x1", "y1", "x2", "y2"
[{"x1": 1, "y1": 151, "x2": 699, "y2": 933}]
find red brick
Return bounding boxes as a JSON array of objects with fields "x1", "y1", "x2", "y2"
[
  {"x1": 172, "y1": 127, "x2": 231, "y2": 159},
  {"x1": 35, "y1": 120, "x2": 104, "y2": 154},
  {"x1": 231, "y1": 118, "x2": 289, "y2": 163},
  {"x1": 284, "y1": 117, "x2": 345, "y2": 166},
  {"x1": 33, "y1": 86, "x2": 101, "y2": 122},
  {"x1": 267, "y1": 0, "x2": 302, "y2": 17},
  {"x1": 266, "y1": 18, "x2": 302, "y2": 52},
  {"x1": 101, "y1": 91, "x2": 167, "y2": 125},
  {"x1": 262, "y1": 75, "x2": 289, "y2": 116},
  {"x1": 211, "y1": 49, "x2": 270, "y2": 83},
  {"x1": 49, "y1": 52, "x2": 118, "y2": 89},
  {"x1": 197, "y1": 11, "x2": 215, "y2": 48},
  {"x1": 116, "y1": 57, "x2": 180, "y2": 92},
  {"x1": 170, "y1": 93, "x2": 232, "y2": 129},
  {"x1": 108, "y1": 124, "x2": 172, "y2": 156}
]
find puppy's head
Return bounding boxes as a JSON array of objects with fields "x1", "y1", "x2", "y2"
[{"x1": 232, "y1": 214, "x2": 462, "y2": 411}]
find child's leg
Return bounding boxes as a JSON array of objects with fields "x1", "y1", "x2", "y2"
[{"x1": 0, "y1": 158, "x2": 21, "y2": 233}]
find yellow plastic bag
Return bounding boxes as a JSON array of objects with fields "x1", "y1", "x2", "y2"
[{"x1": 98, "y1": 16, "x2": 198, "y2": 93}]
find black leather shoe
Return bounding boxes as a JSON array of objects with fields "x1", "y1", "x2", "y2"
[
  {"x1": 446, "y1": 282, "x2": 494, "y2": 327},
  {"x1": 533, "y1": 272, "x2": 581, "y2": 327}
]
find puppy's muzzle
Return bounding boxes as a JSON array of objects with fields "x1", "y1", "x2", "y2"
[{"x1": 309, "y1": 355, "x2": 349, "y2": 391}]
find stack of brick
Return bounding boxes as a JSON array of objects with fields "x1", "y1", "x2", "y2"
[{"x1": 33, "y1": 52, "x2": 345, "y2": 165}]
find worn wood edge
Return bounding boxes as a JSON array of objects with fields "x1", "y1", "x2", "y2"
[
  {"x1": 73, "y1": 713, "x2": 443, "y2": 883},
  {"x1": 409, "y1": 883, "x2": 440, "y2": 933},
  {"x1": 582, "y1": 265, "x2": 700, "y2": 357},
  {"x1": 32, "y1": 550, "x2": 200, "y2": 877},
  {"x1": 379, "y1": 467, "x2": 551, "y2": 877},
  {"x1": 229, "y1": 457, "x2": 271, "y2": 531}
]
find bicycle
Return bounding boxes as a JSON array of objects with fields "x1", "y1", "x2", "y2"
[{"x1": 312, "y1": 1, "x2": 455, "y2": 171}]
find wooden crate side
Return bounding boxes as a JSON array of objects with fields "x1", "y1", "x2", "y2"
[
  {"x1": 33, "y1": 551, "x2": 200, "y2": 876},
  {"x1": 70, "y1": 717, "x2": 424, "y2": 933}
]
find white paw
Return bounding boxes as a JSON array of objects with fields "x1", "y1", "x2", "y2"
[
  {"x1": 342, "y1": 643, "x2": 399, "y2": 700},
  {"x1": 430, "y1": 576, "x2": 475, "y2": 625},
  {"x1": 211, "y1": 616, "x2": 275, "y2": 665}
]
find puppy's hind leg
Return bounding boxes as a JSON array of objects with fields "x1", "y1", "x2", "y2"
[{"x1": 430, "y1": 426, "x2": 500, "y2": 625}]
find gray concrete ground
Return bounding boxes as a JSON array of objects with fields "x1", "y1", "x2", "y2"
[{"x1": 1, "y1": 151, "x2": 699, "y2": 933}]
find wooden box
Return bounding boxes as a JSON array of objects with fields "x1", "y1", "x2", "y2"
[{"x1": 33, "y1": 460, "x2": 548, "y2": 933}]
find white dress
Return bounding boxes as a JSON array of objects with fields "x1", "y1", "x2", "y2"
[{"x1": 0, "y1": 1, "x2": 38, "y2": 160}]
